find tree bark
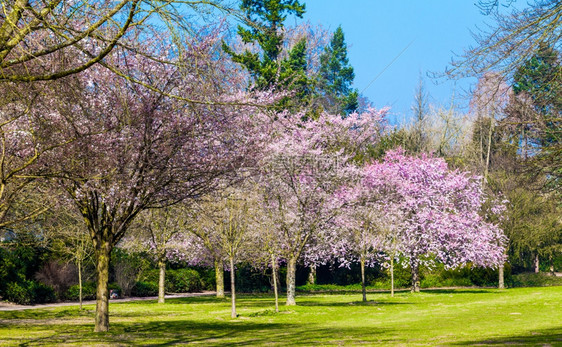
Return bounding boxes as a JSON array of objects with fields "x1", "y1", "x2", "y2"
[
  {"x1": 534, "y1": 253, "x2": 540, "y2": 273},
  {"x1": 214, "y1": 259, "x2": 225, "y2": 299},
  {"x1": 286, "y1": 256, "x2": 297, "y2": 306},
  {"x1": 78, "y1": 259, "x2": 83, "y2": 310},
  {"x1": 484, "y1": 116, "x2": 494, "y2": 181},
  {"x1": 390, "y1": 255, "x2": 395, "y2": 298},
  {"x1": 229, "y1": 256, "x2": 236, "y2": 318},
  {"x1": 271, "y1": 254, "x2": 279, "y2": 313},
  {"x1": 498, "y1": 264, "x2": 505, "y2": 289},
  {"x1": 158, "y1": 258, "x2": 166, "y2": 304},
  {"x1": 94, "y1": 238, "x2": 112, "y2": 332},
  {"x1": 360, "y1": 254, "x2": 367, "y2": 302},
  {"x1": 307, "y1": 265, "x2": 316, "y2": 285},
  {"x1": 410, "y1": 259, "x2": 420, "y2": 293}
]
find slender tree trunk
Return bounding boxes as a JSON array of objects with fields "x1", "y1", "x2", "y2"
[
  {"x1": 390, "y1": 255, "x2": 395, "y2": 298},
  {"x1": 271, "y1": 254, "x2": 279, "y2": 313},
  {"x1": 78, "y1": 259, "x2": 83, "y2": 310},
  {"x1": 498, "y1": 264, "x2": 505, "y2": 289},
  {"x1": 307, "y1": 265, "x2": 316, "y2": 285},
  {"x1": 274, "y1": 264, "x2": 281, "y2": 295},
  {"x1": 534, "y1": 253, "x2": 540, "y2": 273},
  {"x1": 158, "y1": 258, "x2": 166, "y2": 304},
  {"x1": 214, "y1": 259, "x2": 225, "y2": 299},
  {"x1": 360, "y1": 253, "x2": 366, "y2": 302},
  {"x1": 484, "y1": 116, "x2": 494, "y2": 181},
  {"x1": 286, "y1": 256, "x2": 297, "y2": 306},
  {"x1": 94, "y1": 238, "x2": 112, "y2": 332},
  {"x1": 229, "y1": 256, "x2": 236, "y2": 318},
  {"x1": 410, "y1": 259, "x2": 420, "y2": 293}
]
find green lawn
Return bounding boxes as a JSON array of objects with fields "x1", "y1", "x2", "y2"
[{"x1": 0, "y1": 287, "x2": 560, "y2": 346}]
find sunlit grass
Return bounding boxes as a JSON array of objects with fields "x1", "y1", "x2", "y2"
[{"x1": 0, "y1": 287, "x2": 560, "y2": 345}]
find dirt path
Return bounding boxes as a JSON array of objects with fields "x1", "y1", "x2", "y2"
[{"x1": 0, "y1": 291, "x2": 216, "y2": 311}]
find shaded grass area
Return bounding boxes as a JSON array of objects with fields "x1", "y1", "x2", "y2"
[{"x1": 0, "y1": 287, "x2": 560, "y2": 346}]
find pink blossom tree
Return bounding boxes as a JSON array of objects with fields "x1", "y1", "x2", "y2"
[
  {"x1": 368, "y1": 149, "x2": 507, "y2": 293},
  {"x1": 47, "y1": 40, "x2": 267, "y2": 331},
  {"x1": 258, "y1": 108, "x2": 387, "y2": 306}
]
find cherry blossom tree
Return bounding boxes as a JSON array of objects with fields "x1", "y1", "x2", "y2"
[
  {"x1": 45, "y1": 39, "x2": 267, "y2": 331},
  {"x1": 370, "y1": 149, "x2": 507, "y2": 293},
  {"x1": 337, "y1": 163, "x2": 404, "y2": 301},
  {"x1": 258, "y1": 108, "x2": 387, "y2": 306}
]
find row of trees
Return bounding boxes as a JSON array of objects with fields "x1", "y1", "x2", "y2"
[{"x1": 0, "y1": 0, "x2": 559, "y2": 334}]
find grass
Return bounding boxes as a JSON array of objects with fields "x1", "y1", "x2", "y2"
[{"x1": 0, "y1": 287, "x2": 560, "y2": 346}]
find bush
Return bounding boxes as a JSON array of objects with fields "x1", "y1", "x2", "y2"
[
  {"x1": 510, "y1": 272, "x2": 562, "y2": 287},
  {"x1": 35, "y1": 260, "x2": 77, "y2": 298},
  {"x1": 168, "y1": 269, "x2": 202, "y2": 293},
  {"x1": 193, "y1": 267, "x2": 216, "y2": 291},
  {"x1": 131, "y1": 281, "x2": 158, "y2": 297},
  {"x1": 5, "y1": 280, "x2": 56, "y2": 304},
  {"x1": 64, "y1": 282, "x2": 96, "y2": 301}
]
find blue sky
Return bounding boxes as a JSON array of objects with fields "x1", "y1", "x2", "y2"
[{"x1": 294, "y1": 1, "x2": 498, "y2": 123}]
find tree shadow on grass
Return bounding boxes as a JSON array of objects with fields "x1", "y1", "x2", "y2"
[
  {"x1": 295, "y1": 299, "x2": 413, "y2": 307},
  {"x1": 419, "y1": 289, "x2": 500, "y2": 295},
  {"x1": 453, "y1": 327, "x2": 562, "y2": 346},
  {"x1": 1, "y1": 318, "x2": 396, "y2": 346}
]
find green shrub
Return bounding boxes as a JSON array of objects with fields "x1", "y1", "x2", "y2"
[
  {"x1": 131, "y1": 281, "x2": 158, "y2": 297},
  {"x1": 194, "y1": 267, "x2": 216, "y2": 291},
  {"x1": 5, "y1": 280, "x2": 56, "y2": 304},
  {"x1": 5, "y1": 281, "x2": 33, "y2": 304},
  {"x1": 33, "y1": 282, "x2": 57, "y2": 303},
  {"x1": 510, "y1": 272, "x2": 562, "y2": 287},
  {"x1": 168, "y1": 269, "x2": 202, "y2": 293},
  {"x1": 64, "y1": 282, "x2": 96, "y2": 301}
]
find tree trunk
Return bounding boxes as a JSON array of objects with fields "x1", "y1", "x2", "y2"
[
  {"x1": 158, "y1": 258, "x2": 166, "y2": 304},
  {"x1": 307, "y1": 265, "x2": 316, "y2": 285},
  {"x1": 498, "y1": 264, "x2": 505, "y2": 289},
  {"x1": 78, "y1": 259, "x2": 83, "y2": 310},
  {"x1": 286, "y1": 256, "x2": 297, "y2": 306},
  {"x1": 484, "y1": 115, "x2": 494, "y2": 181},
  {"x1": 229, "y1": 256, "x2": 236, "y2": 318},
  {"x1": 534, "y1": 253, "x2": 540, "y2": 273},
  {"x1": 390, "y1": 255, "x2": 395, "y2": 298},
  {"x1": 214, "y1": 259, "x2": 225, "y2": 299},
  {"x1": 360, "y1": 254, "x2": 366, "y2": 302},
  {"x1": 271, "y1": 254, "x2": 279, "y2": 313},
  {"x1": 410, "y1": 259, "x2": 420, "y2": 293},
  {"x1": 94, "y1": 238, "x2": 112, "y2": 332}
]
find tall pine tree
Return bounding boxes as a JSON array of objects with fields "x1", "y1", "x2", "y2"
[
  {"x1": 223, "y1": 0, "x2": 310, "y2": 108},
  {"x1": 317, "y1": 26, "x2": 358, "y2": 115}
]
